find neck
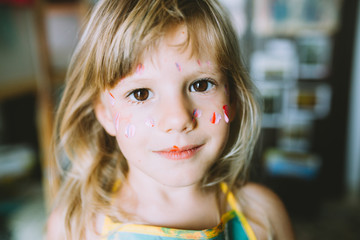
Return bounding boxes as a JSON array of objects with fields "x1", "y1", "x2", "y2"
[
  {"x1": 125, "y1": 168, "x2": 207, "y2": 205},
  {"x1": 115, "y1": 169, "x2": 222, "y2": 229}
]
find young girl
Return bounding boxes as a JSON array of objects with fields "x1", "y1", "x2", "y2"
[{"x1": 47, "y1": 0, "x2": 294, "y2": 239}]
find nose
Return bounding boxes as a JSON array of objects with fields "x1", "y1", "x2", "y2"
[{"x1": 157, "y1": 93, "x2": 195, "y2": 134}]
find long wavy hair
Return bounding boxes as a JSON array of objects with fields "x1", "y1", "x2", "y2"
[{"x1": 50, "y1": 0, "x2": 262, "y2": 238}]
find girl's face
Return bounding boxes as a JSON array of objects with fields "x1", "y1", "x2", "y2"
[{"x1": 96, "y1": 26, "x2": 234, "y2": 188}]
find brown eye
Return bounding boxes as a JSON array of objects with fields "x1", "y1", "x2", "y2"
[
  {"x1": 190, "y1": 79, "x2": 215, "y2": 92},
  {"x1": 129, "y1": 88, "x2": 152, "y2": 102}
]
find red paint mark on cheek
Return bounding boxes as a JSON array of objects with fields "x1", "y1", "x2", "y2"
[
  {"x1": 192, "y1": 109, "x2": 202, "y2": 118},
  {"x1": 223, "y1": 105, "x2": 230, "y2": 123},
  {"x1": 108, "y1": 91, "x2": 116, "y2": 106},
  {"x1": 197, "y1": 59, "x2": 201, "y2": 66},
  {"x1": 210, "y1": 112, "x2": 222, "y2": 124}
]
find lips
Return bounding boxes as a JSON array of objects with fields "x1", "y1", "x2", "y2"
[{"x1": 154, "y1": 144, "x2": 203, "y2": 160}]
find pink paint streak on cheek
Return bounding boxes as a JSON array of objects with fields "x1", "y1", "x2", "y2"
[
  {"x1": 114, "y1": 113, "x2": 121, "y2": 132},
  {"x1": 113, "y1": 113, "x2": 133, "y2": 133},
  {"x1": 197, "y1": 59, "x2": 201, "y2": 66},
  {"x1": 125, "y1": 124, "x2": 136, "y2": 138},
  {"x1": 145, "y1": 118, "x2": 155, "y2": 127},
  {"x1": 175, "y1": 62, "x2": 181, "y2": 72},
  {"x1": 210, "y1": 112, "x2": 222, "y2": 124},
  {"x1": 108, "y1": 91, "x2": 116, "y2": 106},
  {"x1": 223, "y1": 105, "x2": 230, "y2": 123},
  {"x1": 192, "y1": 109, "x2": 202, "y2": 119}
]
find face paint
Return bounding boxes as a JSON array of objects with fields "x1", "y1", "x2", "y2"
[
  {"x1": 223, "y1": 105, "x2": 229, "y2": 123},
  {"x1": 170, "y1": 145, "x2": 180, "y2": 151},
  {"x1": 114, "y1": 113, "x2": 133, "y2": 133},
  {"x1": 136, "y1": 63, "x2": 145, "y2": 74},
  {"x1": 108, "y1": 91, "x2": 116, "y2": 106},
  {"x1": 210, "y1": 112, "x2": 222, "y2": 124},
  {"x1": 197, "y1": 59, "x2": 201, "y2": 66},
  {"x1": 145, "y1": 118, "x2": 155, "y2": 127},
  {"x1": 113, "y1": 113, "x2": 121, "y2": 132},
  {"x1": 175, "y1": 62, "x2": 181, "y2": 72},
  {"x1": 192, "y1": 109, "x2": 202, "y2": 119},
  {"x1": 125, "y1": 124, "x2": 136, "y2": 138},
  {"x1": 207, "y1": 61, "x2": 212, "y2": 69}
]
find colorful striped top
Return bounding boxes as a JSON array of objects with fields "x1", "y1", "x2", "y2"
[{"x1": 101, "y1": 183, "x2": 257, "y2": 240}]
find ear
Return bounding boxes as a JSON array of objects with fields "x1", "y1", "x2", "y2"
[{"x1": 94, "y1": 93, "x2": 117, "y2": 136}]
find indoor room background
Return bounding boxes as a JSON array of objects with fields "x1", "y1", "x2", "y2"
[{"x1": 1, "y1": 0, "x2": 360, "y2": 239}]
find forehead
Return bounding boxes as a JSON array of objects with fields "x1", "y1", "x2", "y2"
[{"x1": 141, "y1": 25, "x2": 216, "y2": 67}]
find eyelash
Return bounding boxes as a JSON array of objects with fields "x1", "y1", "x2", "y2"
[
  {"x1": 127, "y1": 88, "x2": 153, "y2": 104},
  {"x1": 189, "y1": 78, "x2": 217, "y2": 92}
]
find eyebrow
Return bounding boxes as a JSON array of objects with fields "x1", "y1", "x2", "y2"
[{"x1": 118, "y1": 63, "x2": 223, "y2": 85}]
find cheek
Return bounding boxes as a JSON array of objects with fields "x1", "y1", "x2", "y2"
[
  {"x1": 194, "y1": 102, "x2": 231, "y2": 126},
  {"x1": 223, "y1": 105, "x2": 230, "y2": 123},
  {"x1": 145, "y1": 117, "x2": 155, "y2": 128},
  {"x1": 112, "y1": 110, "x2": 155, "y2": 140},
  {"x1": 111, "y1": 110, "x2": 137, "y2": 139},
  {"x1": 124, "y1": 124, "x2": 136, "y2": 138}
]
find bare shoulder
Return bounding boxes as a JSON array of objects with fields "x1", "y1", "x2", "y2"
[
  {"x1": 46, "y1": 208, "x2": 105, "y2": 240},
  {"x1": 236, "y1": 182, "x2": 296, "y2": 240},
  {"x1": 46, "y1": 209, "x2": 63, "y2": 240}
]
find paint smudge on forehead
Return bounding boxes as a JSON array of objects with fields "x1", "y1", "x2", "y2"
[
  {"x1": 175, "y1": 62, "x2": 181, "y2": 72},
  {"x1": 207, "y1": 61, "x2": 212, "y2": 69},
  {"x1": 125, "y1": 124, "x2": 136, "y2": 138},
  {"x1": 108, "y1": 91, "x2": 116, "y2": 106},
  {"x1": 136, "y1": 63, "x2": 145, "y2": 74},
  {"x1": 223, "y1": 105, "x2": 229, "y2": 123},
  {"x1": 193, "y1": 109, "x2": 202, "y2": 118},
  {"x1": 145, "y1": 118, "x2": 155, "y2": 127},
  {"x1": 210, "y1": 112, "x2": 222, "y2": 124}
]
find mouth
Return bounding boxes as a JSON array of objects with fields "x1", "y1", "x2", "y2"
[{"x1": 154, "y1": 144, "x2": 204, "y2": 160}]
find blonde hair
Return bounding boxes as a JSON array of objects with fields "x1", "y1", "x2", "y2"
[{"x1": 51, "y1": 0, "x2": 262, "y2": 238}]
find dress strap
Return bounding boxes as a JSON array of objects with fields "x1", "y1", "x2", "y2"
[{"x1": 220, "y1": 183, "x2": 257, "y2": 240}]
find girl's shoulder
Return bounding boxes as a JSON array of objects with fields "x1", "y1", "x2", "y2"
[
  {"x1": 46, "y1": 208, "x2": 105, "y2": 240},
  {"x1": 234, "y1": 182, "x2": 295, "y2": 240},
  {"x1": 46, "y1": 208, "x2": 62, "y2": 240}
]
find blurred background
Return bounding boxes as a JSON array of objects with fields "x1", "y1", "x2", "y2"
[{"x1": 0, "y1": 0, "x2": 359, "y2": 239}]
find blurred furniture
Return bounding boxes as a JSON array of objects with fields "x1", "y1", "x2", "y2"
[{"x1": 0, "y1": 0, "x2": 85, "y2": 207}]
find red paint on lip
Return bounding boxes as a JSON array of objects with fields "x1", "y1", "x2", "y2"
[
  {"x1": 170, "y1": 145, "x2": 180, "y2": 152},
  {"x1": 155, "y1": 145, "x2": 203, "y2": 160}
]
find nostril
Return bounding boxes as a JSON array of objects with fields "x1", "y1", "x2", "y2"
[{"x1": 160, "y1": 108, "x2": 195, "y2": 133}]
